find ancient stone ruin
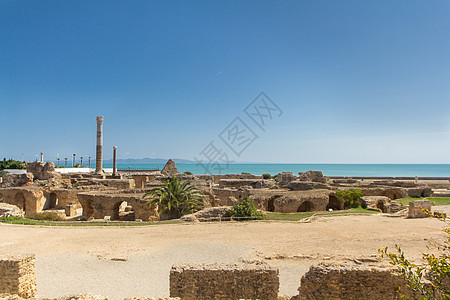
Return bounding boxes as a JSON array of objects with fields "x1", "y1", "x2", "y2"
[
  {"x1": 0, "y1": 254, "x2": 36, "y2": 298},
  {"x1": 297, "y1": 264, "x2": 416, "y2": 299},
  {"x1": 169, "y1": 262, "x2": 279, "y2": 300},
  {"x1": 161, "y1": 159, "x2": 179, "y2": 176}
]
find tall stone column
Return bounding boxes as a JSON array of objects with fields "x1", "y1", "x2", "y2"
[
  {"x1": 95, "y1": 116, "x2": 104, "y2": 174},
  {"x1": 112, "y1": 146, "x2": 117, "y2": 176},
  {"x1": 40, "y1": 152, "x2": 43, "y2": 163}
]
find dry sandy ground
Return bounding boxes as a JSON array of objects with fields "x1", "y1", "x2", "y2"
[{"x1": 0, "y1": 213, "x2": 447, "y2": 299}]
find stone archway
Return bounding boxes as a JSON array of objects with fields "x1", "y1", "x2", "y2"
[
  {"x1": 47, "y1": 192, "x2": 58, "y2": 209},
  {"x1": 376, "y1": 200, "x2": 385, "y2": 213},
  {"x1": 297, "y1": 201, "x2": 314, "y2": 212},
  {"x1": 326, "y1": 195, "x2": 342, "y2": 210},
  {"x1": 15, "y1": 192, "x2": 26, "y2": 211}
]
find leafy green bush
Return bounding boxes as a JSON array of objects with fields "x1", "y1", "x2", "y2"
[
  {"x1": 241, "y1": 172, "x2": 251, "y2": 175},
  {"x1": 230, "y1": 197, "x2": 267, "y2": 221},
  {"x1": 262, "y1": 173, "x2": 272, "y2": 179},
  {"x1": 0, "y1": 169, "x2": 6, "y2": 177},
  {"x1": 335, "y1": 189, "x2": 364, "y2": 209},
  {"x1": 0, "y1": 158, "x2": 26, "y2": 170},
  {"x1": 183, "y1": 171, "x2": 193, "y2": 175},
  {"x1": 273, "y1": 175, "x2": 278, "y2": 182},
  {"x1": 27, "y1": 212, "x2": 64, "y2": 221}
]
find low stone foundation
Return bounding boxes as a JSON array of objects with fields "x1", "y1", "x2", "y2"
[
  {"x1": 297, "y1": 264, "x2": 416, "y2": 299},
  {"x1": 169, "y1": 263, "x2": 279, "y2": 300},
  {"x1": 0, "y1": 254, "x2": 36, "y2": 298}
]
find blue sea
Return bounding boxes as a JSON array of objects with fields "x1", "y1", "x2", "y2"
[{"x1": 101, "y1": 163, "x2": 450, "y2": 177}]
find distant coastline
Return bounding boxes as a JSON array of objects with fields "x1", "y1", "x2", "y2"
[{"x1": 97, "y1": 163, "x2": 450, "y2": 177}]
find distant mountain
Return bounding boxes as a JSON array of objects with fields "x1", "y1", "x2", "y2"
[{"x1": 103, "y1": 158, "x2": 196, "y2": 164}]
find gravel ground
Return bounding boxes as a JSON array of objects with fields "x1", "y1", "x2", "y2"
[{"x1": 0, "y1": 213, "x2": 446, "y2": 299}]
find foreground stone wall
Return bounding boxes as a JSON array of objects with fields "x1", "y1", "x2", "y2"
[
  {"x1": 297, "y1": 264, "x2": 416, "y2": 300},
  {"x1": 170, "y1": 263, "x2": 279, "y2": 300},
  {"x1": 0, "y1": 255, "x2": 36, "y2": 298}
]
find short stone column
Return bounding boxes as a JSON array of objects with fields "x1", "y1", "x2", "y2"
[
  {"x1": 40, "y1": 152, "x2": 43, "y2": 163},
  {"x1": 95, "y1": 116, "x2": 104, "y2": 174}
]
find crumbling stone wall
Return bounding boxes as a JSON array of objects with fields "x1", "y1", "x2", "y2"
[
  {"x1": 218, "y1": 179, "x2": 266, "y2": 189},
  {"x1": 0, "y1": 187, "x2": 46, "y2": 214},
  {"x1": 170, "y1": 263, "x2": 279, "y2": 300},
  {"x1": 0, "y1": 173, "x2": 33, "y2": 188},
  {"x1": 297, "y1": 264, "x2": 416, "y2": 299},
  {"x1": 0, "y1": 254, "x2": 36, "y2": 298},
  {"x1": 161, "y1": 159, "x2": 179, "y2": 176},
  {"x1": 26, "y1": 161, "x2": 60, "y2": 180},
  {"x1": 78, "y1": 191, "x2": 159, "y2": 221},
  {"x1": 298, "y1": 170, "x2": 327, "y2": 183},
  {"x1": 250, "y1": 189, "x2": 329, "y2": 213}
]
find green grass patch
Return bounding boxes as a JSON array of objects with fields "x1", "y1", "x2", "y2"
[
  {"x1": 396, "y1": 197, "x2": 450, "y2": 206},
  {"x1": 0, "y1": 216, "x2": 181, "y2": 227},
  {"x1": 267, "y1": 207, "x2": 378, "y2": 221}
]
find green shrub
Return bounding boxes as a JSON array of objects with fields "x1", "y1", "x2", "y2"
[
  {"x1": 0, "y1": 158, "x2": 26, "y2": 170},
  {"x1": 27, "y1": 212, "x2": 64, "y2": 221},
  {"x1": 262, "y1": 173, "x2": 272, "y2": 179},
  {"x1": 183, "y1": 171, "x2": 193, "y2": 175},
  {"x1": 0, "y1": 169, "x2": 6, "y2": 177},
  {"x1": 335, "y1": 189, "x2": 364, "y2": 209},
  {"x1": 380, "y1": 216, "x2": 450, "y2": 299},
  {"x1": 273, "y1": 175, "x2": 278, "y2": 182},
  {"x1": 241, "y1": 172, "x2": 251, "y2": 175},
  {"x1": 230, "y1": 197, "x2": 267, "y2": 221}
]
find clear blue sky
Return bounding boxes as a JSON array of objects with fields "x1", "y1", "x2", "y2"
[{"x1": 1, "y1": 0, "x2": 449, "y2": 163}]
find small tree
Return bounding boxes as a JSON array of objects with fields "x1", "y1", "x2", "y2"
[
  {"x1": 144, "y1": 176, "x2": 204, "y2": 219},
  {"x1": 336, "y1": 188, "x2": 364, "y2": 209},
  {"x1": 230, "y1": 197, "x2": 267, "y2": 221}
]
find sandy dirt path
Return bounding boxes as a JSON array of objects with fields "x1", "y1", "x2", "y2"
[{"x1": 0, "y1": 214, "x2": 446, "y2": 299}]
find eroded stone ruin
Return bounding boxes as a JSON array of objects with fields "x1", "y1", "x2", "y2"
[{"x1": 0, "y1": 158, "x2": 447, "y2": 221}]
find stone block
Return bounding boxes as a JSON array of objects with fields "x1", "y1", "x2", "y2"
[
  {"x1": 297, "y1": 264, "x2": 416, "y2": 299},
  {"x1": 408, "y1": 199, "x2": 432, "y2": 218},
  {"x1": 0, "y1": 254, "x2": 36, "y2": 298},
  {"x1": 170, "y1": 263, "x2": 279, "y2": 300}
]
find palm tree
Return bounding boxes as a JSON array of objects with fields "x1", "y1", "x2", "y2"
[{"x1": 144, "y1": 176, "x2": 204, "y2": 219}]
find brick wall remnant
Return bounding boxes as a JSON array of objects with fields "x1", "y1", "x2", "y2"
[
  {"x1": 0, "y1": 254, "x2": 36, "y2": 298},
  {"x1": 170, "y1": 262, "x2": 279, "y2": 300},
  {"x1": 297, "y1": 264, "x2": 416, "y2": 300}
]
